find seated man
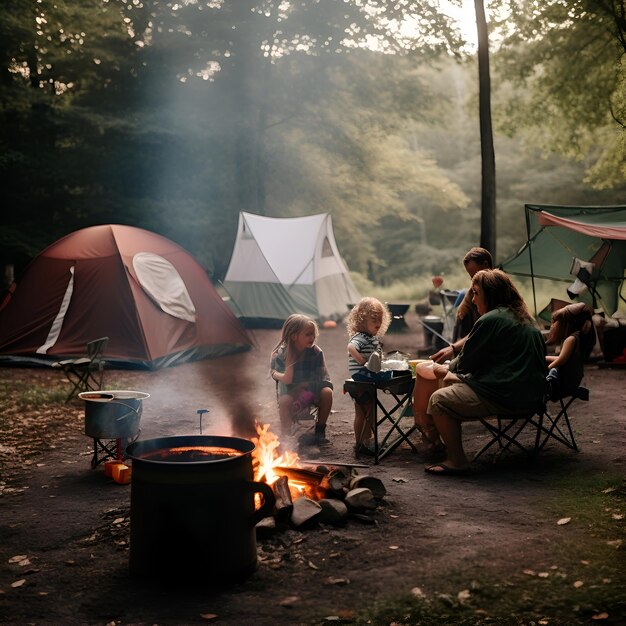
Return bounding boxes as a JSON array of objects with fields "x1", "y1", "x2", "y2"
[
  {"x1": 424, "y1": 269, "x2": 547, "y2": 476},
  {"x1": 431, "y1": 247, "x2": 493, "y2": 362}
]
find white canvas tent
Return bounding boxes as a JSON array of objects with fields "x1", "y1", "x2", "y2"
[{"x1": 223, "y1": 212, "x2": 361, "y2": 325}]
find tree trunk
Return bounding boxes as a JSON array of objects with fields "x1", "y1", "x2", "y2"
[{"x1": 474, "y1": 0, "x2": 496, "y2": 260}]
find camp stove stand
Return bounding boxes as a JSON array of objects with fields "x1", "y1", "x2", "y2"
[
  {"x1": 90, "y1": 437, "x2": 125, "y2": 468},
  {"x1": 79, "y1": 391, "x2": 149, "y2": 468}
]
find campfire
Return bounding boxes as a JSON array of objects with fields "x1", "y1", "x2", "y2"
[
  {"x1": 123, "y1": 426, "x2": 387, "y2": 582},
  {"x1": 250, "y1": 422, "x2": 387, "y2": 529}
]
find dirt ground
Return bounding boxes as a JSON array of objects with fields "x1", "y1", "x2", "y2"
[{"x1": 0, "y1": 310, "x2": 624, "y2": 625}]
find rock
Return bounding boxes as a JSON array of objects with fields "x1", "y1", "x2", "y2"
[
  {"x1": 255, "y1": 516, "x2": 277, "y2": 537},
  {"x1": 348, "y1": 475, "x2": 386, "y2": 499},
  {"x1": 291, "y1": 497, "x2": 322, "y2": 527},
  {"x1": 344, "y1": 487, "x2": 377, "y2": 510},
  {"x1": 317, "y1": 498, "x2": 348, "y2": 524}
]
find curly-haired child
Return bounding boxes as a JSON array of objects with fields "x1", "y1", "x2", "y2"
[
  {"x1": 346, "y1": 297, "x2": 392, "y2": 457},
  {"x1": 270, "y1": 314, "x2": 333, "y2": 445}
]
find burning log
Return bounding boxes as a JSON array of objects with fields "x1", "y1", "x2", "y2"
[
  {"x1": 319, "y1": 469, "x2": 350, "y2": 497},
  {"x1": 272, "y1": 475, "x2": 293, "y2": 521},
  {"x1": 273, "y1": 466, "x2": 330, "y2": 500}
]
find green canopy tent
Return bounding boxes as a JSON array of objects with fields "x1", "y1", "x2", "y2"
[{"x1": 501, "y1": 204, "x2": 626, "y2": 317}]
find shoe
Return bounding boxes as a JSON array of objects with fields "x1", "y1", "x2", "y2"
[
  {"x1": 366, "y1": 351, "x2": 381, "y2": 373},
  {"x1": 297, "y1": 432, "x2": 330, "y2": 447},
  {"x1": 424, "y1": 463, "x2": 471, "y2": 476},
  {"x1": 354, "y1": 442, "x2": 377, "y2": 458}
]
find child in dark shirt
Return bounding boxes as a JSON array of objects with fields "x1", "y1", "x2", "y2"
[{"x1": 270, "y1": 314, "x2": 333, "y2": 444}]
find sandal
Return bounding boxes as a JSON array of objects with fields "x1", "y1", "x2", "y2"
[{"x1": 424, "y1": 463, "x2": 471, "y2": 476}]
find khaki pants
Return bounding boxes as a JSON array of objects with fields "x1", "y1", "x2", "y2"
[{"x1": 428, "y1": 381, "x2": 507, "y2": 422}]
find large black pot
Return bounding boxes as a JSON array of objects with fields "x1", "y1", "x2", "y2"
[{"x1": 125, "y1": 435, "x2": 275, "y2": 583}]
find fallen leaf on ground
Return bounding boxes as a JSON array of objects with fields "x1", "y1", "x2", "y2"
[
  {"x1": 606, "y1": 539, "x2": 623, "y2": 548},
  {"x1": 611, "y1": 513, "x2": 623, "y2": 520},
  {"x1": 279, "y1": 596, "x2": 299, "y2": 607},
  {"x1": 199, "y1": 614, "x2": 218, "y2": 621},
  {"x1": 411, "y1": 587, "x2": 425, "y2": 598},
  {"x1": 8, "y1": 555, "x2": 28, "y2": 564},
  {"x1": 573, "y1": 580, "x2": 584, "y2": 588},
  {"x1": 557, "y1": 517, "x2": 571, "y2": 525},
  {"x1": 325, "y1": 576, "x2": 350, "y2": 585},
  {"x1": 308, "y1": 560, "x2": 318, "y2": 570},
  {"x1": 592, "y1": 613, "x2": 609, "y2": 620},
  {"x1": 11, "y1": 579, "x2": 26, "y2": 588},
  {"x1": 538, "y1": 572, "x2": 550, "y2": 578},
  {"x1": 388, "y1": 545, "x2": 399, "y2": 550},
  {"x1": 601, "y1": 487, "x2": 615, "y2": 493},
  {"x1": 523, "y1": 569, "x2": 536, "y2": 576},
  {"x1": 457, "y1": 589, "x2": 471, "y2": 604}
]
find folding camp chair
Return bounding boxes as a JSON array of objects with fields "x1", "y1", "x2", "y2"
[
  {"x1": 275, "y1": 381, "x2": 319, "y2": 435},
  {"x1": 344, "y1": 371, "x2": 417, "y2": 463},
  {"x1": 53, "y1": 337, "x2": 109, "y2": 402},
  {"x1": 473, "y1": 382, "x2": 588, "y2": 462},
  {"x1": 536, "y1": 386, "x2": 588, "y2": 452}
]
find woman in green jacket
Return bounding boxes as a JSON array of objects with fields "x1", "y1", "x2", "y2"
[{"x1": 425, "y1": 269, "x2": 547, "y2": 476}]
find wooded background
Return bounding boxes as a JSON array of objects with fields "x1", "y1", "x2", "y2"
[{"x1": 1, "y1": 0, "x2": 624, "y2": 295}]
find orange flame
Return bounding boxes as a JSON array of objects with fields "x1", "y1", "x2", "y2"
[{"x1": 251, "y1": 422, "x2": 300, "y2": 485}]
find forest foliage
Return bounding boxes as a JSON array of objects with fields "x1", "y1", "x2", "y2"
[{"x1": 1, "y1": 0, "x2": 624, "y2": 294}]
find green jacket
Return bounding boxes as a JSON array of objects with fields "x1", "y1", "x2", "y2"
[{"x1": 450, "y1": 307, "x2": 547, "y2": 412}]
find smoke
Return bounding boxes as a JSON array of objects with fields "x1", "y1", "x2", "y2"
[
  {"x1": 197, "y1": 350, "x2": 261, "y2": 439},
  {"x1": 112, "y1": 348, "x2": 266, "y2": 441}
]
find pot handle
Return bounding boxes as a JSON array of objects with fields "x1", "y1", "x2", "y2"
[{"x1": 246, "y1": 481, "x2": 276, "y2": 526}]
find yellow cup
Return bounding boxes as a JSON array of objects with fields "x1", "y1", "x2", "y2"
[{"x1": 408, "y1": 359, "x2": 430, "y2": 375}]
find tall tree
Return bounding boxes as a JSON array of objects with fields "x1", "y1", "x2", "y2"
[
  {"x1": 120, "y1": 0, "x2": 462, "y2": 217},
  {"x1": 493, "y1": 0, "x2": 626, "y2": 189},
  {"x1": 474, "y1": 0, "x2": 496, "y2": 259}
]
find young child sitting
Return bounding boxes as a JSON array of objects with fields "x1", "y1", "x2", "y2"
[
  {"x1": 270, "y1": 314, "x2": 333, "y2": 445},
  {"x1": 346, "y1": 297, "x2": 392, "y2": 457},
  {"x1": 545, "y1": 302, "x2": 595, "y2": 401}
]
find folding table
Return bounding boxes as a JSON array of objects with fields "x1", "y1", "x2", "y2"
[{"x1": 344, "y1": 371, "x2": 417, "y2": 463}]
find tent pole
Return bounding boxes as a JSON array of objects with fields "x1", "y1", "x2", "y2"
[{"x1": 526, "y1": 205, "x2": 538, "y2": 319}]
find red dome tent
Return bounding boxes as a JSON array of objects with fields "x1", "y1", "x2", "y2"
[{"x1": 0, "y1": 225, "x2": 251, "y2": 369}]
